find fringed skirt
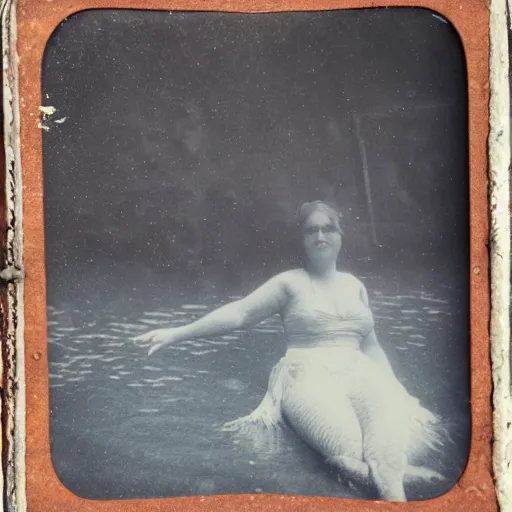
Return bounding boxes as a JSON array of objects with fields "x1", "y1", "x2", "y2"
[{"x1": 222, "y1": 346, "x2": 446, "y2": 466}]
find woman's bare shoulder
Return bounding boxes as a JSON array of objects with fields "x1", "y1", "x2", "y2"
[
  {"x1": 337, "y1": 271, "x2": 366, "y2": 290},
  {"x1": 270, "y1": 269, "x2": 308, "y2": 290},
  {"x1": 273, "y1": 268, "x2": 307, "y2": 283},
  {"x1": 280, "y1": 268, "x2": 306, "y2": 277}
]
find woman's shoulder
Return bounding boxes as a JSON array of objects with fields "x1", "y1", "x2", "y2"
[
  {"x1": 269, "y1": 269, "x2": 309, "y2": 290},
  {"x1": 337, "y1": 271, "x2": 366, "y2": 290},
  {"x1": 273, "y1": 268, "x2": 308, "y2": 283}
]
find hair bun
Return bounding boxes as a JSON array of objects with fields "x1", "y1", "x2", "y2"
[{"x1": 296, "y1": 200, "x2": 344, "y2": 235}]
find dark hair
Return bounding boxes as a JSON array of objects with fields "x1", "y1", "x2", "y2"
[{"x1": 296, "y1": 200, "x2": 344, "y2": 235}]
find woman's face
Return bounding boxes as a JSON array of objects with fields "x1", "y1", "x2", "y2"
[{"x1": 302, "y1": 210, "x2": 342, "y2": 268}]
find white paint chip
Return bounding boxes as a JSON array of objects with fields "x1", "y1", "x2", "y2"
[
  {"x1": 37, "y1": 121, "x2": 49, "y2": 132},
  {"x1": 38, "y1": 105, "x2": 56, "y2": 116}
]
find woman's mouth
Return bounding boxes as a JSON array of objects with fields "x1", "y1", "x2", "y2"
[{"x1": 316, "y1": 242, "x2": 329, "y2": 249}]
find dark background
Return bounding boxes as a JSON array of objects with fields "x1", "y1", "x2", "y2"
[
  {"x1": 43, "y1": 8, "x2": 468, "y2": 299},
  {"x1": 42, "y1": 8, "x2": 471, "y2": 501}
]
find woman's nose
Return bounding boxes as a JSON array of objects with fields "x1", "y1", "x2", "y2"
[{"x1": 316, "y1": 229, "x2": 326, "y2": 241}]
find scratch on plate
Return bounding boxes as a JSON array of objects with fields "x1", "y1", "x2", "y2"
[{"x1": 431, "y1": 13, "x2": 448, "y2": 24}]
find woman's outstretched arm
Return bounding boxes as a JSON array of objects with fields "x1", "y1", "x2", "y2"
[{"x1": 135, "y1": 272, "x2": 289, "y2": 354}]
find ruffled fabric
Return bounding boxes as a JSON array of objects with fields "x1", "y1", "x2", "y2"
[{"x1": 221, "y1": 347, "x2": 447, "y2": 463}]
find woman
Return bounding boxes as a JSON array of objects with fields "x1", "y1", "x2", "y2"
[{"x1": 135, "y1": 201, "x2": 445, "y2": 502}]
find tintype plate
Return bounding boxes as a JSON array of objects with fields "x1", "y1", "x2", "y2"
[{"x1": 0, "y1": 1, "x2": 497, "y2": 511}]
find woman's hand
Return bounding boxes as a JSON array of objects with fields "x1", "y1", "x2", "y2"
[{"x1": 133, "y1": 328, "x2": 178, "y2": 356}]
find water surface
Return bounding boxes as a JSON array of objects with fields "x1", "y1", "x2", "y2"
[{"x1": 48, "y1": 272, "x2": 469, "y2": 501}]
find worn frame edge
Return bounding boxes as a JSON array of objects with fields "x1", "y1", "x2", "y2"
[
  {"x1": 1, "y1": 0, "x2": 26, "y2": 511},
  {"x1": 491, "y1": 1, "x2": 512, "y2": 512}
]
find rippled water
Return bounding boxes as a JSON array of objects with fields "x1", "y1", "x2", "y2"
[{"x1": 48, "y1": 273, "x2": 469, "y2": 501}]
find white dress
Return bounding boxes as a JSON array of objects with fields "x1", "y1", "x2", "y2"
[{"x1": 222, "y1": 285, "x2": 446, "y2": 475}]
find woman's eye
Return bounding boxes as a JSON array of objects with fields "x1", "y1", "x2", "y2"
[{"x1": 304, "y1": 225, "x2": 338, "y2": 235}]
